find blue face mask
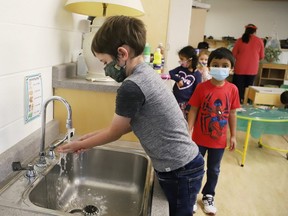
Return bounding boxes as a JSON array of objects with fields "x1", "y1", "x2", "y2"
[{"x1": 209, "y1": 67, "x2": 230, "y2": 81}]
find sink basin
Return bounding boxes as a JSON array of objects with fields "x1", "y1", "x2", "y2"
[{"x1": 0, "y1": 145, "x2": 154, "y2": 216}]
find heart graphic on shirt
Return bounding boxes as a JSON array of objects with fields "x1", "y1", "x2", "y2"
[{"x1": 176, "y1": 71, "x2": 196, "y2": 90}]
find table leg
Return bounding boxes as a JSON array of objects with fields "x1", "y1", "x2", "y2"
[
  {"x1": 257, "y1": 136, "x2": 288, "y2": 158},
  {"x1": 258, "y1": 137, "x2": 263, "y2": 148},
  {"x1": 241, "y1": 119, "x2": 252, "y2": 167}
]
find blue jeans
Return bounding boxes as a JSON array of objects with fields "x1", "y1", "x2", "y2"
[
  {"x1": 155, "y1": 153, "x2": 204, "y2": 216},
  {"x1": 198, "y1": 146, "x2": 225, "y2": 196}
]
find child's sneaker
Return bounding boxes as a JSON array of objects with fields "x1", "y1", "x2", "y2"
[
  {"x1": 202, "y1": 194, "x2": 217, "y2": 214},
  {"x1": 193, "y1": 203, "x2": 197, "y2": 213}
]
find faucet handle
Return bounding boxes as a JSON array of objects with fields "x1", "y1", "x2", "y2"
[
  {"x1": 48, "y1": 148, "x2": 56, "y2": 159},
  {"x1": 11, "y1": 162, "x2": 37, "y2": 179},
  {"x1": 12, "y1": 161, "x2": 24, "y2": 171},
  {"x1": 26, "y1": 164, "x2": 36, "y2": 178}
]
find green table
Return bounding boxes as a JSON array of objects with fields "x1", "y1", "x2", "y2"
[{"x1": 236, "y1": 106, "x2": 288, "y2": 166}]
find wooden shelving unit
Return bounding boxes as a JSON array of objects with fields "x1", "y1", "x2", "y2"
[
  {"x1": 204, "y1": 39, "x2": 230, "y2": 49},
  {"x1": 257, "y1": 63, "x2": 288, "y2": 87}
]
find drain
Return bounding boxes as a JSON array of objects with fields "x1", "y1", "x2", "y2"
[
  {"x1": 83, "y1": 205, "x2": 100, "y2": 215},
  {"x1": 69, "y1": 205, "x2": 100, "y2": 216}
]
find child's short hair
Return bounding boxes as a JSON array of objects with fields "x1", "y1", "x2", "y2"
[
  {"x1": 91, "y1": 15, "x2": 146, "y2": 59},
  {"x1": 178, "y1": 45, "x2": 198, "y2": 71},
  {"x1": 280, "y1": 91, "x2": 288, "y2": 107},
  {"x1": 207, "y1": 47, "x2": 235, "y2": 68}
]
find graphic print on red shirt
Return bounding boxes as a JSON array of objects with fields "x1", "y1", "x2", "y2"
[{"x1": 200, "y1": 94, "x2": 229, "y2": 139}]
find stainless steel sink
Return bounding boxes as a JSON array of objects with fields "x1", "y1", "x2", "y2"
[{"x1": 0, "y1": 145, "x2": 154, "y2": 216}]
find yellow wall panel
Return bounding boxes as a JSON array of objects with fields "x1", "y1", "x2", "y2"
[
  {"x1": 54, "y1": 88, "x2": 138, "y2": 142},
  {"x1": 139, "y1": 0, "x2": 170, "y2": 51}
]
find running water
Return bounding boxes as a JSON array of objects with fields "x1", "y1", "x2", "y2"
[
  {"x1": 57, "y1": 128, "x2": 75, "y2": 172},
  {"x1": 79, "y1": 152, "x2": 84, "y2": 170},
  {"x1": 56, "y1": 128, "x2": 74, "y2": 204},
  {"x1": 56, "y1": 128, "x2": 110, "y2": 213},
  {"x1": 59, "y1": 153, "x2": 66, "y2": 169}
]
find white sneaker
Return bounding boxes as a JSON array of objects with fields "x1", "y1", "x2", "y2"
[
  {"x1": 193, "y1": 203, "x2": 197, "y2": 213},
  {"x1": 202, "y1": 194, "x2": 217, "y2": 214}
]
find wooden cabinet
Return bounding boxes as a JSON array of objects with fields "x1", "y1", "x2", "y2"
[
  {"x1": 204, "y1": 39, "x2": 230, "y2": 49},
  {"x1": 257, "y1": 63, "x2": 288, "y2": 87},
  {"x1": 244, "y1": 86, "x2": 285, "y2": 107}
]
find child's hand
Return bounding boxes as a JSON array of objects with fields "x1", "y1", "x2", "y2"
[
  {"x1": 177, "y1": 80, "x2": 184, "y2": 88},
  {"x1": 229, "y1": 136, "x2": 237, "y2": 151},
  {"x1": 57, "y1": 140, "x2": 83, "y2": 153}
]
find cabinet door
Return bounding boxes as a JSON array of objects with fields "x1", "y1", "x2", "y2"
[
  {"x1": 54, "y1": 88, "x2": 139, "y2": 142},
  {"x1": 188, "y1": 8, "x2": 207, "y2": 48}
]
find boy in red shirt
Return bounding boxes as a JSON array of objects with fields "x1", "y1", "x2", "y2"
[{"x1": 188, "y1": 47, "x2": 241, "y2": 214}]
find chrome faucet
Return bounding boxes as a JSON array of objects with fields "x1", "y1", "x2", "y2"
[{"x1": 37, "y1": 96, "x2": 73, "y2": 167}]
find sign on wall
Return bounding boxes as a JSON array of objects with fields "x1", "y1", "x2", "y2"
[{"x1": 24, "y1": 74, "x2": 42, "y2": 123}]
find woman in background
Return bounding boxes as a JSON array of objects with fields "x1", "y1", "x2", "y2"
[{"x1": 232, "y1": 24, "x2": 264, "y2": 103}]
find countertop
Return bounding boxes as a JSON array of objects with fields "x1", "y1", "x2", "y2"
[
  {"x1": 52, "y1": 62, "x2": 173, "y2": 92},
  {"x1": 52, "y1": 63, "x2": 121, "y2": 93},
  {"x1": 0, "y1": 139, "x2": 169, "y2": 216}
]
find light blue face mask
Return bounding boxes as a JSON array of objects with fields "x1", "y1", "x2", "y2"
[{"x1": 209, "y1": 67, "x2": 230, "y2": 81}]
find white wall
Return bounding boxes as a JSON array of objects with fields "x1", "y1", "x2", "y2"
[
  {"x1": 204, "y1": 0, "x2": 288, "y2": 40},
  {"x1": 166, "y1": 0, "x2": 193, "y2": 72},
  {"x1": 0, "y1": 0, "x2": 84, "y2": 154}
]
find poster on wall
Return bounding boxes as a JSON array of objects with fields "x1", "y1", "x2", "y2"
[{"x1": 24, "y1": 74, "x2": 43, "y2": 124}]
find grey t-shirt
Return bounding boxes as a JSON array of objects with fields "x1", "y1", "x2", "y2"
[{"x1": 116, "y1": 62, "x2": 199, "y2": 172}]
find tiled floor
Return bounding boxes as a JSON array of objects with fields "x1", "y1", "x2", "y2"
[{"x1": 194, "y1": 132, "x2": 288, "y2": 216}]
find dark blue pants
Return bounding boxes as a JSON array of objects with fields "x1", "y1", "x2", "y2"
[
  {"x1": 198, "y1": 146, "x2": 225, "y2": 196},
  {"x1": 232, "y1": 74, "x2": 256, "y2": 103},
  {"x1": 155, "y1": 153, "x2": 204, "y2": 216}
]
